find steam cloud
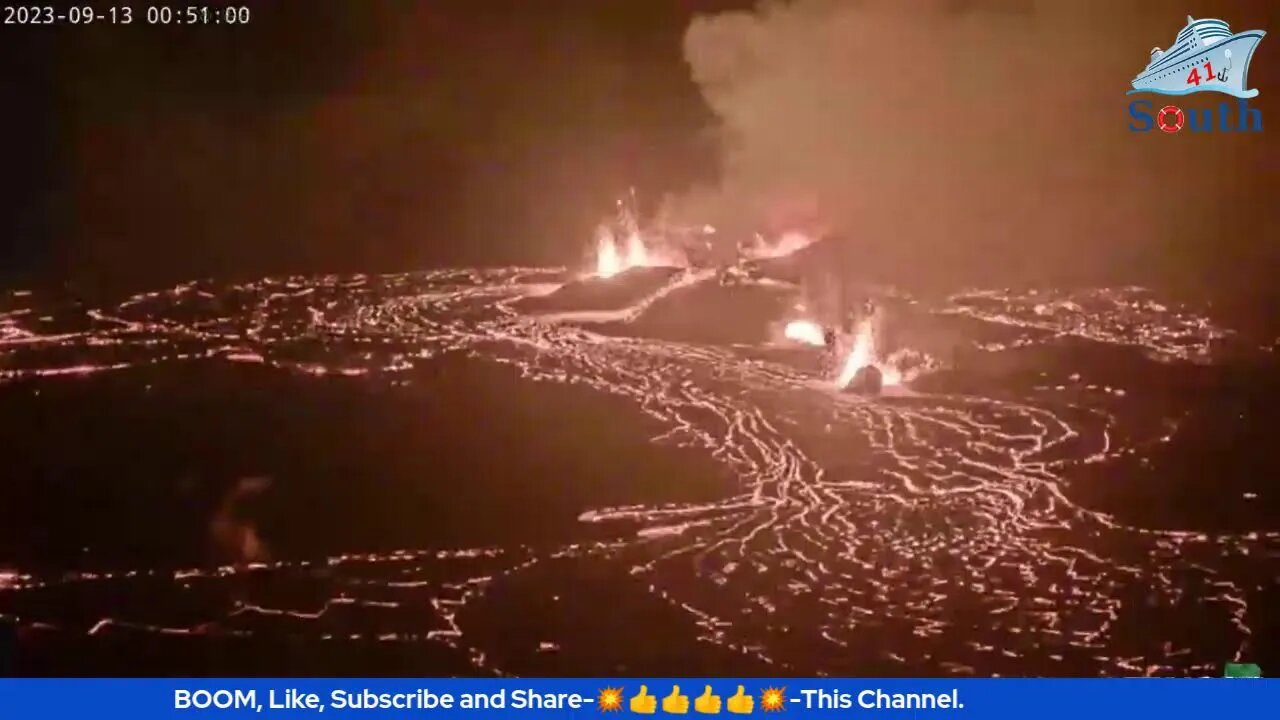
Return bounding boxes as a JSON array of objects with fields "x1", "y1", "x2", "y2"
[
  {"x1": 209, "y1": 476, "x2": 272, "y2": 564},
  {"x1": 667, "y1": 0, "x2": 1272, "y2": 289}
]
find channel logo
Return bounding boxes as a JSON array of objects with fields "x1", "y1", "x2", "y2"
[
  {"x1": 1127, "y1": 15, "x2": 1265, "y2": 133},
  {"x1": 1129, "y1": 99, "x2": 1262, "y2": 133}
]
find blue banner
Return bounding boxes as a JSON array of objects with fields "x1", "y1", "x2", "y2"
[{"x1": 0, "y1": 678, "x2": 1275, "y2": 719}]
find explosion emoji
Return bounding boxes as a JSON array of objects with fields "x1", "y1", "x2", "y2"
[
  {"x1": 598, "y1": 687, "x2": 623, "y2": 712},
  {"x1": 760, "y1": 688, "x2": 786, "y2": 712}
]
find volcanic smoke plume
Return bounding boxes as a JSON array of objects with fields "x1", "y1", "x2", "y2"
[
  {"x1": 209, "y1": 476, "x2": 272, "y2": 564},
  {"x1": 665, "y1": 0, "x2": 1274, "y2": 289}
]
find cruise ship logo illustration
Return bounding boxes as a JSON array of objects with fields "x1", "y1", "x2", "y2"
[{"x1": 1130, "y1": 15, "x2": 1265, "y2": 98}]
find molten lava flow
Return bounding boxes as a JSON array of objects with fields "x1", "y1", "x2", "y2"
[
  {"x1": 784, "y1": 319, "x2": 827, "y2": 347},
  {"x1": 835, "y1": 318, "x2": 901, "y2": 389}
]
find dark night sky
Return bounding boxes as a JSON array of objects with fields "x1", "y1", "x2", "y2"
[
  {"x1": 0, "y1": 1, "x2": 743, "y2": 291},
  {"x1": 0, "y1": 0, "x2": 1276, "y2": 299}
]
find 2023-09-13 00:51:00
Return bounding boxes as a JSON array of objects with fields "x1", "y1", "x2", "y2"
[{"x1": 3, "y1": 5, "x2": 251, "y2": 25}]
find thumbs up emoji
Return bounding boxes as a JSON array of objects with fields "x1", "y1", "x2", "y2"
[
  {"x1": 663, "y1": 686, "x2": 690, "y2": 715},
  {"x1": 695, "y1": 686, "x2": 722, "y2": 714},
  {"x1": 726, "y1": 686, "x2": 754, "y2": 715},
  {"x1": 631, "y1": 686, "x2": 657, "y2": 715}
]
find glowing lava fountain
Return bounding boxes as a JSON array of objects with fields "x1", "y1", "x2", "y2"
[
  {"x1": 595, "y1": 228, "x2": 650, "y2": 279},
  {"x1": 836, "y1": 318, "x2": 901, "y2": 389},
  {"x1": 784, "y1": 320, "x2": 827, "y2": 347}
]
